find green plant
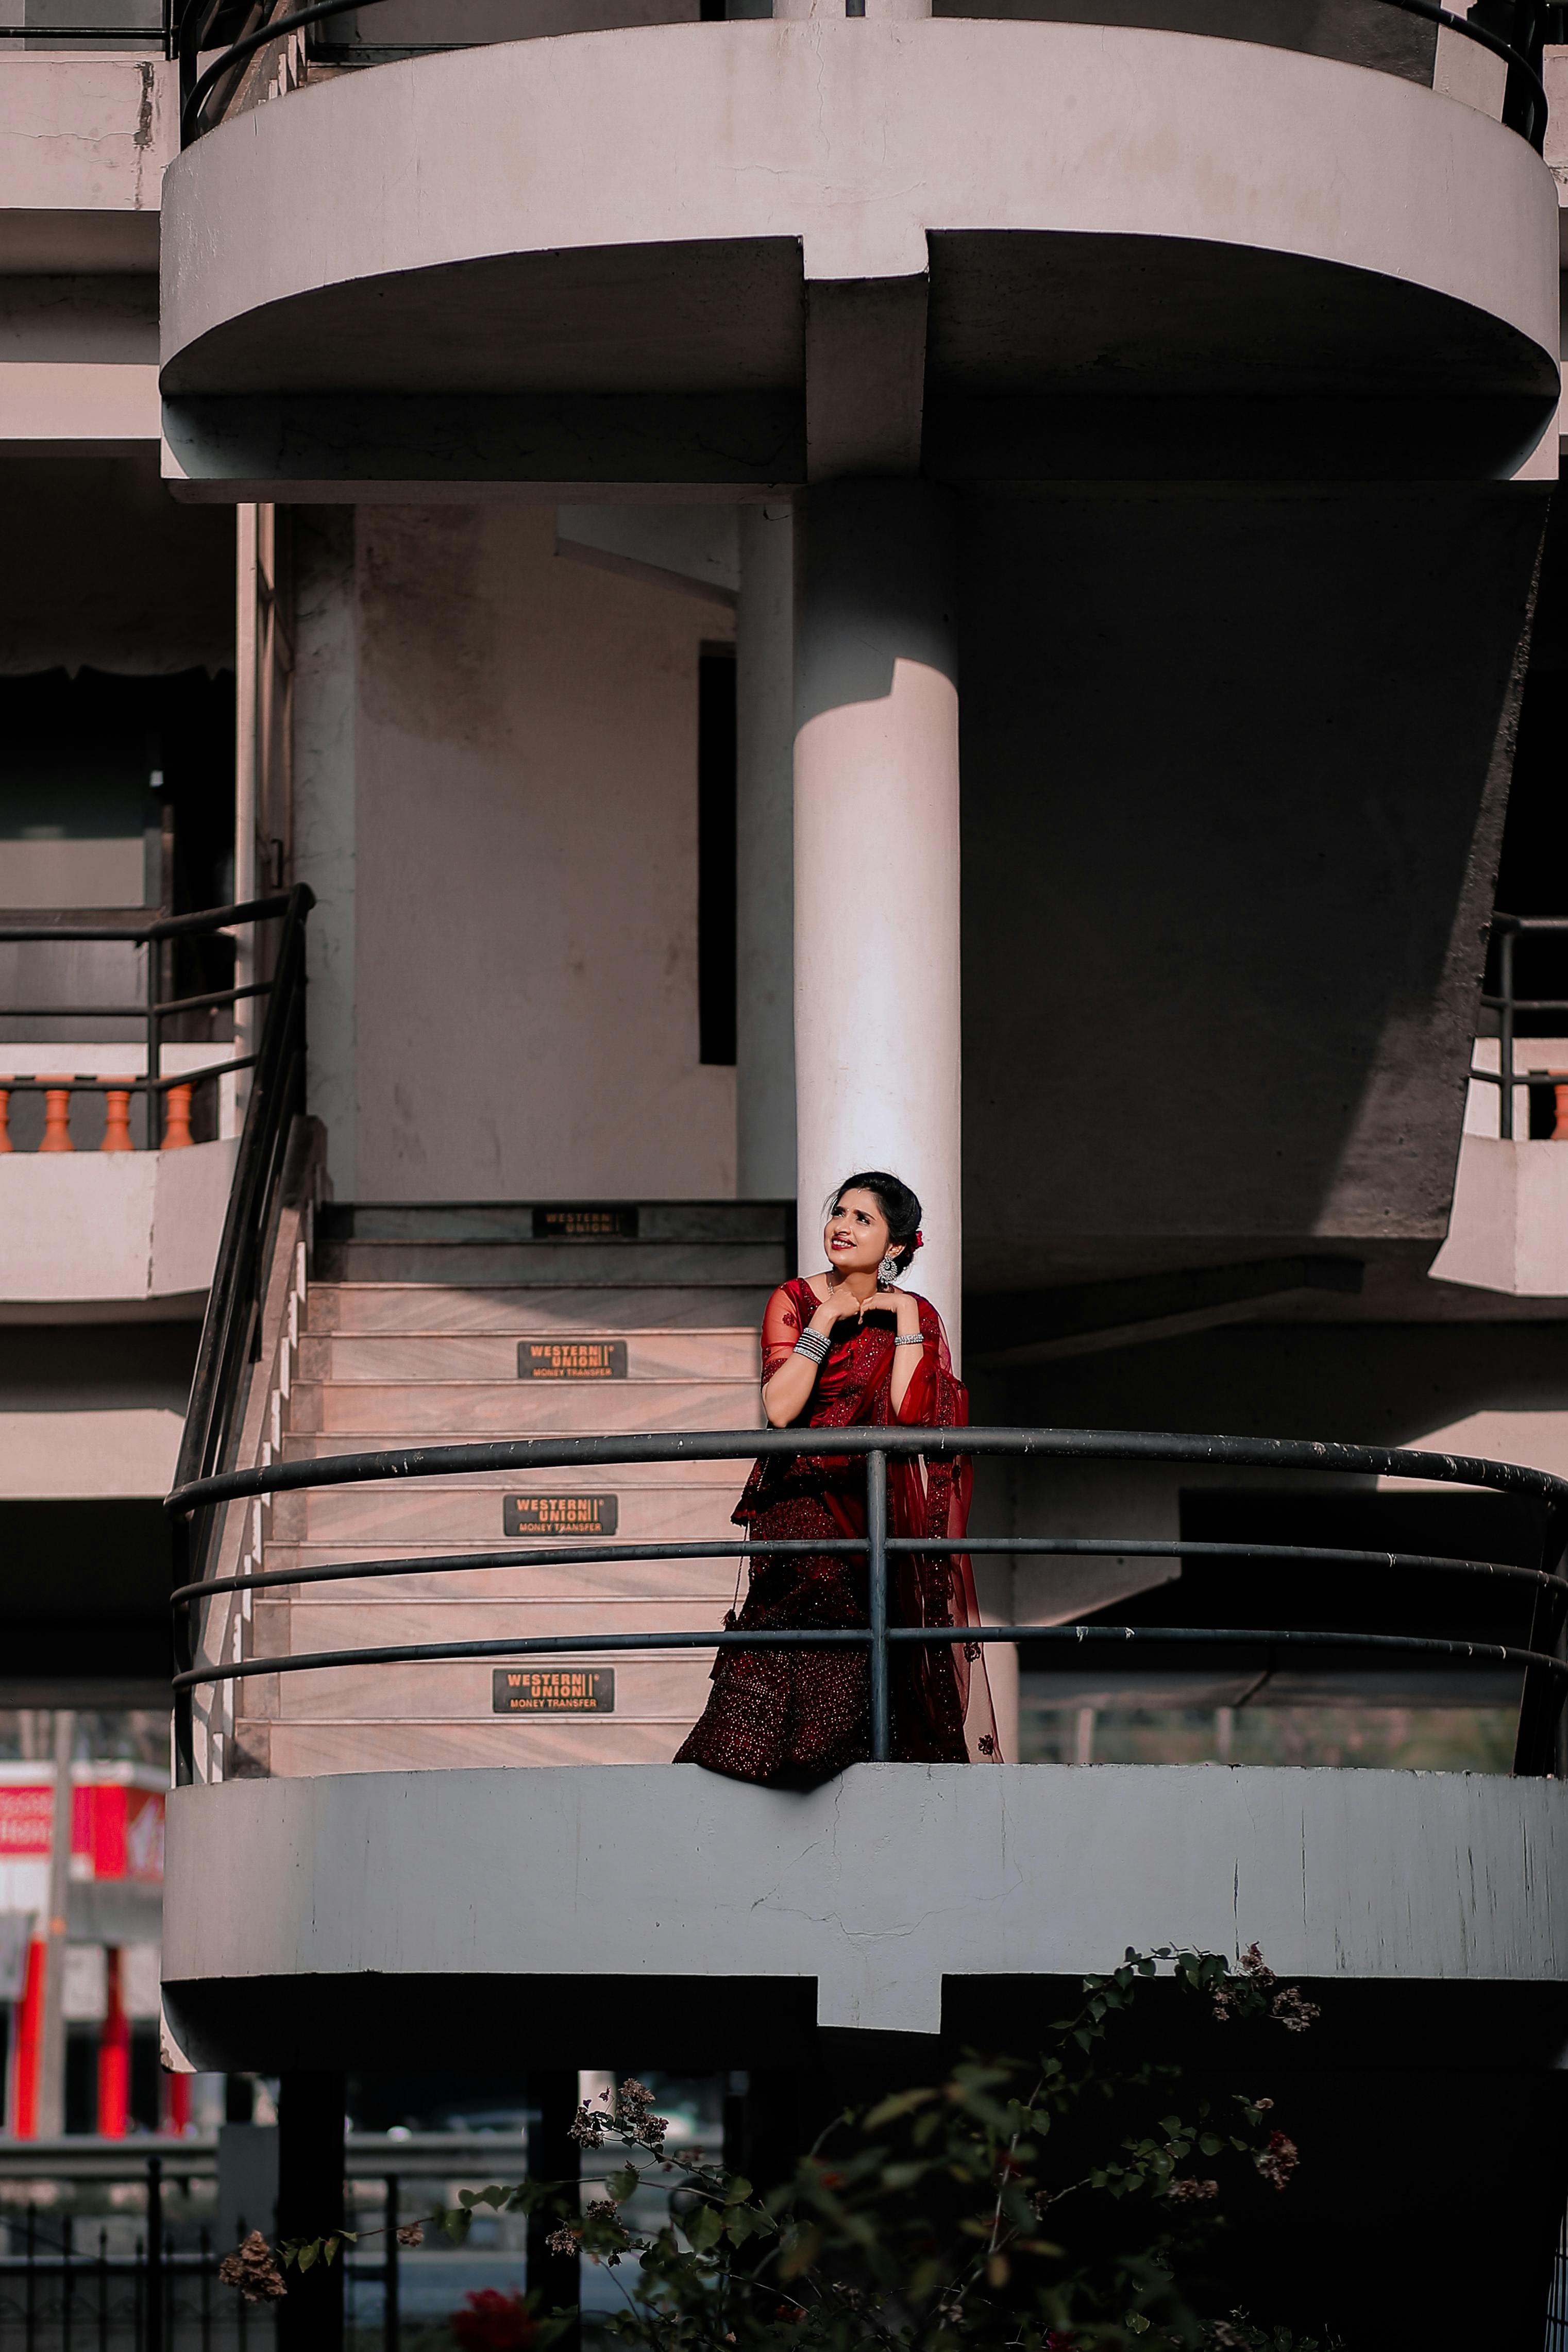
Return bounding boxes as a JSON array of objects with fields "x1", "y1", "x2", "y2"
[{"x1": 248, "y1": 1949, "x2": 1342, "y2": 2352}]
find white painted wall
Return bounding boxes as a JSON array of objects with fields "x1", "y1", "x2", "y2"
[
  {"x1": 350, "y1": 505, "x2": 736, "y2": 1200},
  {"x1": 1428, "y1": 1132, "x2": 1568, "y2": 1294},
  {"x1": 165, "y1": 1762, "x2": 1568, "y2": 2037},
  {"x1": 0, "y1": 58, "x2": 173, "y2": 271},
  {"x1": 0, "y1": 1139, "x2": 235, "y2": 1307}
]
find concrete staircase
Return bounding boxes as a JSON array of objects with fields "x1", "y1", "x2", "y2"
[{"x1": 235, "y1": 1203, "x2": 786, "y2": 1776}]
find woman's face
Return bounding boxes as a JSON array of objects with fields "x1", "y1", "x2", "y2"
[{"x1": 824, "y1": 1188, "x2": 892, "y2": 1275}]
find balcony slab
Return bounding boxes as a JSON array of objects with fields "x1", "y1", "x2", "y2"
[
  {"x1": 158, "y1": 19, "x2": 1559, "y2": 495},
  {"x1": 163, "y1": 1760, "x2": 1568, "y2": 2064}
]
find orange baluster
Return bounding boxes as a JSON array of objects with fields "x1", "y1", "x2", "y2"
[
  {"x1": 0, "y1": 1085, "x2": 11, "y2": 1155},
  {"x1": 1553, "y1": 1074, "x2": 1568, "y2": 1142},
  {"x1": 161, "y1": 1084, "x2": 194, "y2": 1150},
  {"x1": 38, "y1": 1080, "x2": 74, "y2": 1154},
  {"x1": 100, "y1": 1088, "x2": 133, "y2": 1152}
]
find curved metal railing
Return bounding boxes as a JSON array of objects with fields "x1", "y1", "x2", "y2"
[
  {"x1": 173, "y1": 0, "x2": 1549, "y2": 148},
  {"x1": 166, "y1": 1423, "x2": 1568, "y2": 1784}
]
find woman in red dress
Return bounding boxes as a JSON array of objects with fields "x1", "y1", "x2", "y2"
[{"x1": 675, "y1": 1171, "x2": 999, "y2": 1785}]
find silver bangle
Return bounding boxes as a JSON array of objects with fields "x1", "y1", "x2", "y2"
[
  {"x1": 793, "y1": 1328, "x2": 830, "y2": 1364},
  {"x1": 893, "y1": 1333, "x2": 925, "y2": 1346}
]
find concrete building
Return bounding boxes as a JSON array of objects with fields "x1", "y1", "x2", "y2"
[{"x1": 5, "y1": 0, "x2": 1568, "y2": 2340}]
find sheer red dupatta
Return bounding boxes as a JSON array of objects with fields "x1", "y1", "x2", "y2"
[{"x1": 747, "y1": 1281, "x2": 1001, "y2": 1763}]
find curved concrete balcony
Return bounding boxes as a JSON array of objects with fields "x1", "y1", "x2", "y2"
[
  {"x1": 157, "y1": 15, "x2": 1560, "y2": 496},
  {"x1": 162, "y1": 1758, "x2": 1568, "y2": 2058}
]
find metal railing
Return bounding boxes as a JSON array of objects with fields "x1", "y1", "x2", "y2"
[
  {"x1": 1471, "y1": 912, "x2": 1568, "y2": 1140},
  {"x1": 0, "y1": 2137, "x2": 524, "y2": 2351},
  {"x1": 0, "y1": 897, "x2": 298, "y2": 1155},
  {"x1": 167, "y1": 1422, "x2": 1568, "y2": 1786},
  {"x1": 169, "y1": 0, "x2": 1549, "y2": 147},
  {"x1": 169, "y1": 885, "x2": 311, "y2": 1579}
]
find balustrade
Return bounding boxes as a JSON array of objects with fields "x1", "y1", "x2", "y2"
[{"x1": 0, "y1": 1078, "x2": 197, "y2": 1153}]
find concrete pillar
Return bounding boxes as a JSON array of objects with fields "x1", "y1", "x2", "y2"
[
  {"x1": 793, "y1": 481, "x2": 962, "y2": 1355},
  {"x1": 276, "y1": 2072, "x2": 344, "y2": 2349},
  {"x1": 736, "y1": 505, "x2": 796, "y2": 1200}
]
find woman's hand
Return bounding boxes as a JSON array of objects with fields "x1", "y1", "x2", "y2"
[{"x1": 817, "y1": 1283, "x2": 871, "y2": 1328}]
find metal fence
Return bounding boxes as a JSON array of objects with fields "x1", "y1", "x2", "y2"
[{"x1": 168, "y1": 1421, "x2": 1568, "y2": 1783}]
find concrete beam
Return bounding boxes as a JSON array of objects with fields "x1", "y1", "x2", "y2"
[{"x1": 805, "y1": 272, "x2": 928, "y2": 481}]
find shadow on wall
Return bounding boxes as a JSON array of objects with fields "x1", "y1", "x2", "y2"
[{"x1": 958, "y1": 489, "x2": 1544, "y2": 1286}]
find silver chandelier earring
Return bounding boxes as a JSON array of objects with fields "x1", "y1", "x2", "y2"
[{"x1": 876, "y1": 1251, "x2": 899, "y2": 1289}]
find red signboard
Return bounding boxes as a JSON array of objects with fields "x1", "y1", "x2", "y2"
[{"x1": 0, "y1": 1782, "x2": 163, "y2": 1879}]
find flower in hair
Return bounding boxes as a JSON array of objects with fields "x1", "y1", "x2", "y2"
[{"x1": 914, "y1": 1231, "x2": 923, "y2": 1247}]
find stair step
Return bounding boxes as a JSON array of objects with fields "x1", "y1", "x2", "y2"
[
  {"x1": 256, "y1": 1551, "x2": 743, "y2": 1601},
  {"x1": 278, "y1": 1432, "x2": 764, "y2": 1467},
  {"x1": 287, "y1": 1380, "x2": 764, "y2": 1436},
  {"x1": 307, "y1": 1284, "x2": 773, "y2": 1335},
  {"x1": 245, "y1": 1653, "x2": 714, "y2": 1723},
  {"x1": 313, "y1": 1241, "x2": 787, "y2": 1286},
  {"x1": 317, "y1": 1201, "x2": 792, "y2": 1246},
  {"x1": 260, "y1": 1721, "x2": 698, "y2": 1773},
  {"x1": 254, "y1": 1598, "x2": 727, "y2": 1649},
  {"x1": 297, "y1": 1330, "x2": 760, "y2": 1384},
  {"x1": 272, "y1": 1480, "x2": 745, "y2": 1543}
]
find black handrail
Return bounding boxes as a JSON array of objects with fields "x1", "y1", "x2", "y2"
[
  {"x1": 166, "y1": 1420, "x2": 1568, "y2": 1784},
  {"x1": 1471, "y1": 913, "x2": 1568, "y2": 1139},
  {"x1": 0, "y1": 892, "x2": 295, "y2": 1135},
  {"x1": 167, "y1": 883, "x2": 313, "y2": 1705},
  {"x1": 173, "y1": 0, "x2": 1549, "y2": 147}
]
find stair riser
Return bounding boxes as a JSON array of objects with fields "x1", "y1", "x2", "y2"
[
  {"x1": 240, "y1": 1655, "x2": 714, "y2": 1722},
  {"x1": 274, "y1": 1483, "x2": 746, "y2": 1544},
  {"x1": 308, "y1": 1285, "x2": 772, "y2": 1336},
  {"x1": 252, "y1": 1600, "x2": 728, "y2": 1650},
  {"x1": 261, "y1": 1722, "x2": 696, "y2": 1773},
  {"x1": 289, "y1": 1383, "x2": 763, "y2": 1435},
  {"x1": 242, "y1": 1562, "x2": 742, "y2": 1602},
  {"x1": 279, "y1": 1431, "x2": 766, "y2": 1465},
  {"x1": 314, "y1": 1242, "x2": 787, "y2": 1286},
  {"x1": 325, "y1": 1204, "x2": 790, "y2": 1246},
  {"x1": 298, "y1": 1331, "x2": 760, "y2": 1383},
  {"x1": 268, "y1": 1467, "x2": 748, "y2": 1540}
]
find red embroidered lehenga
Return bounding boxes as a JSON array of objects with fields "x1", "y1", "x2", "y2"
[{"x1": 673, "y1": 1276, "x2": 1000, "y2": 1785}]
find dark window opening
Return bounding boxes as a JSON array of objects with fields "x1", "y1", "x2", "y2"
[{"x1": 698, "y1": 644, "x2": 737, "y2": 1067}]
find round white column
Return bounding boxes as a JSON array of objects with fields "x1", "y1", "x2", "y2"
[{"x1": 793, "y1": 480, "x2": 963, "y2": 1359}]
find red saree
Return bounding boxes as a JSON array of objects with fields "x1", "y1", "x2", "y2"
[{"x1": 674, "y1": 1277, "x2": 1001, "y2": 1785}]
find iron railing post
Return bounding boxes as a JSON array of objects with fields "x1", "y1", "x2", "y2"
[
  {"x1": 173, "y1": 1511, "x2": 196, "y2": 1788},
  {"x1": 1500, "y1": 923, "x2": 1516, "y2": 1138},
  {"x1": 867, "y1": 1450, "x2": 890, "y2": 1760},
  {"x1": 146, "y1": 2157, "x2": 164, "y2": 2352},
  {"x1": 146, "y1": 919, "x2": 162, "y2": 1149},
  {"x1": 1514, "y1": 1503, "x2": 1568, "y2": 1775}
]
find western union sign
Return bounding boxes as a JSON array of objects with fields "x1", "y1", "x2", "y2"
[
  {"x1": 504, "y1": 1494, "x2": 619, "y2": 1537},
  {"x1": 494, "y1": 1668, "x2": 615, "y2": 1714},
  {"x1": 517, "y1": 1340, "x2": 628, "y2": 1380}
]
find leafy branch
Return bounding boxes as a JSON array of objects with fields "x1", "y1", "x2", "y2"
[{"x1": 221, "y1": 1954, "x2": 1339, "y2": 2352}]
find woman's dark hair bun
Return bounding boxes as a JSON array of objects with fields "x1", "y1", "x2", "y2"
[{"x1": 826, "y1": 1171, "x2": 923, "y2": 1273}]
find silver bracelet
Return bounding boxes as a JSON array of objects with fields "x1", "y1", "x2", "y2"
[
  {"x1": 793, "y1": 1328, "x2": 830, "y2": 1364},
  {"x1": 893, "y1": 1333, "x2": 925, "y2": 1346}
]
